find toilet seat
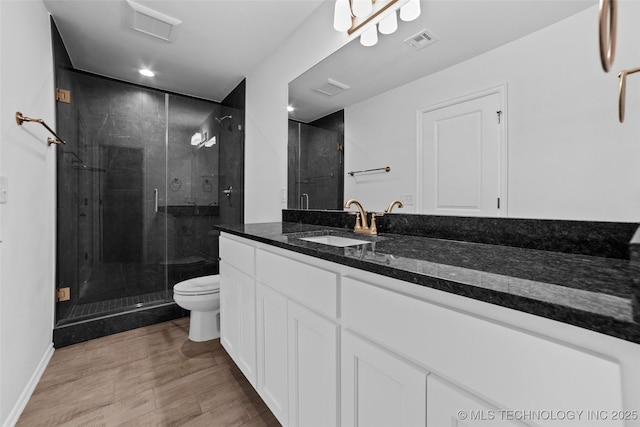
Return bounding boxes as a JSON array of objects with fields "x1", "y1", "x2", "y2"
[{"x1": 173, "y1": 275, "x2": 220, "y2": 296}]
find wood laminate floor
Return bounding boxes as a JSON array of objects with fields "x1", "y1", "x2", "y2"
[{"x1": 17, "y1": 318, "x2": 279, "y2": 427}]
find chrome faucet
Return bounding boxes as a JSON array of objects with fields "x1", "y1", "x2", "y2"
[
  {"x1": 385, "y1": 200, "x2": 404, "y2": 213},
  {"x1": 344, "y1": 199, "x2": 379, "y2": 235}
]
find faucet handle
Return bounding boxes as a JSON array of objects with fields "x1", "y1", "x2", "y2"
[
  {"x1": 369, "y1": 212, "x2": 385, "y2": 235},
  {"x1": 353, "y1": 212, "x2": 363, "y2": 231}
]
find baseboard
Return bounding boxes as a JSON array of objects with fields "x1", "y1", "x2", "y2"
[{"x1": 3, "y1": 343, "x2": 54, "y2": 427}]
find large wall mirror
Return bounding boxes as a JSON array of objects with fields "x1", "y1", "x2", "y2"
[{"x1": 288, "y1": 0, "x2": 640, "y2": 222}]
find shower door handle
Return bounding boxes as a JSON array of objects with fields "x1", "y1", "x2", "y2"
[{"x1": 154, "y1": 189, "x2": 158, "y2": 213}]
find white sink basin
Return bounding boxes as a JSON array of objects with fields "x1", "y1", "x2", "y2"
[{"x1": 300, "y1": 235, "x2": 370, "y2": 247}]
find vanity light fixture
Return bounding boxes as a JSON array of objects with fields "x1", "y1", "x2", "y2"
[
  {"x1": 333, "y1": 0, "x2": 421, "y2": 47},
  {"x1": 139, "y1": 68, "x2": 155, "y2": 77},
  {"x1": 204, "y1": 136, "x2": 217, "y2": 147}
]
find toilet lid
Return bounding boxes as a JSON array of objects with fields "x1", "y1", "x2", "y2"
[{"x1": 173, "y1": 275, "x2": 220, "y2": 296}]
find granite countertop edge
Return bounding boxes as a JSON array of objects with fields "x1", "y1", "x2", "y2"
[{"x1": 217, "y1": 223, "x2": 640, "y2": 345}]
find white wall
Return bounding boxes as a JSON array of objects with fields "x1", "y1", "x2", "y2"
[
  {"x1": 0, "y1": 2, "x2": 56, "y2": 426},
  {"x1": 245, "y1": 1, "x2": 352, "y2": 223},
  {"x1": 344, "y1": 4, "x2": 640, "y2": 222}
]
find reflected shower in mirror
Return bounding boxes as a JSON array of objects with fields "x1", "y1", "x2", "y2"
[{"x1": 287, "y1": 110, "x2": 344, "y2": 210}]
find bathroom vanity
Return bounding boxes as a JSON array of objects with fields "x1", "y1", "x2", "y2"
[{"x1": 218, "y1": 220, "x2": 640, "y2": 427}]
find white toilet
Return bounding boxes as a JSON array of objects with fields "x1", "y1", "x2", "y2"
[{"x1": 173, "y1": 275, "x2": 220, "y2": 342}]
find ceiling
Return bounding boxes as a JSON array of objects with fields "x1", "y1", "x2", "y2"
[
  {"x1": 43, "y1": 0, "x2": 325, "y2": 102},
  {"x1": 288, "y1": 0, "x2": 596, "y2": 123},
  {"x1": 44, "y1": 0, "x2": 597, "y2": 112}
]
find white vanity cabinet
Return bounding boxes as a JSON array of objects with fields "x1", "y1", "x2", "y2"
[
  {"x1": 221, "y1": 233, "x2": 339, "y2": 427},
  {"x1": 287, "y1": 299, "x2": 339, "y2": 427},
  {"x1": 341, "y1": 330, "x2": 427, "y2": 427},
  {"x1": 220, "y1": 232, "x2": 637, "y2": 427},
  {"x1": 427, "y1": 375, "x2": 524, "y2": 427},
  {"x1": 255, "y1": 282, "x2": 289, "y2": 423},
  {"x1": 219, "y1": 237, "x2": 257, "y2": 386},
  {"x1": 255, "y1": 283, "x2": 339, "y2": 427}
]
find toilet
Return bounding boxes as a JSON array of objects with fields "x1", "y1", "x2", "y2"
[{"x1": 173, "y1": 275, "x2": 220, "y2": 342}]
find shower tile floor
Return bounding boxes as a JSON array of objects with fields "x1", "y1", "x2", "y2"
[{"x1": 66, "y1": 290, "x2": 171, "y2": 321}]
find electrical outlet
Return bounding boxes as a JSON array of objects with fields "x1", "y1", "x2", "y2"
[
  {"x1": 281, "y1": 187, "x2": 287, "y2": 203},
  {"x1": 401, "y1": 193, "x2": 415, "y2": 205}
]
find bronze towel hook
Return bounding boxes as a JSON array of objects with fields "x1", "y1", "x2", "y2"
[
  {"x1": 15, "y1": 112, "x2": 65, "y2": 145},
  {"x1": 617, "y1": 67, "x2": 640, "y2": 123},
  {"x1": 599, "y1": 0, "x2": 617, "y2": 72}
]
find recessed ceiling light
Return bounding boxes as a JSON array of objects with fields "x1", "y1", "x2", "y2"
[{"x1": 139, "y1": 69, "x2": 155, "y2": 77}]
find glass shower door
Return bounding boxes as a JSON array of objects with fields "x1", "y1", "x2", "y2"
[{"x1": 56, "y1": 71, "x2": 170, "y2": 324}]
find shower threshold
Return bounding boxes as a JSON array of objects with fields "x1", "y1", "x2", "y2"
[
  {"x1": 53, "y1": 297, "x2": 187, "y2": 347},
  {"x1": 57, "y1": 290, "x2": 173, "y2": 327}
]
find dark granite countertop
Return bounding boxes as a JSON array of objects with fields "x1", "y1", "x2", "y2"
[{"x1": 217, "y1": 222, "x2": 640, "y2": 345}]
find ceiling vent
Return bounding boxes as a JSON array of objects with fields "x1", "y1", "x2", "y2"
[
  {"x1": 314, "y1": 78, "x2": 350, "y2": 96},
  {"x1": 404, "y1": 29, "x2": 438, "y2": 50},
  {"x1": 127, "y1": 0, "x2": 182, "y2": 42}
]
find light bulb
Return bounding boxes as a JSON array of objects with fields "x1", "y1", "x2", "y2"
[
  {"x1": 333, "y1": 0, "x2": 352, "y2": 31},
  {"x1": 360, "y1": 25, "x2": 378, "y2": 47},
  {"x1": 139, "y1": 69, "x2": 155, "y2": 77},
  {"x1": 352, "y1": 0, "x2": 373, "y2": 18},
  {"x1": 378, "y1": 10, "x2": 398, "y2": 35},
  {"x1": 400, "y1": 0, "x2": 421, "y2": 22}
]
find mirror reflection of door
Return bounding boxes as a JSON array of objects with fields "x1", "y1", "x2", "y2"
[{"x1": 418, "y1": 87, "x2": 505, "y2": 217}]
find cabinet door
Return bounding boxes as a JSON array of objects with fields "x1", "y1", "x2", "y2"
[
  {"x1": 256, "y1": 283, "x2": 289, "y2": 426},
  {"x1": 427, "y1": 375, "x2": 525, "y2": 426},
  {"x1": 342, "y1": 331, "x2": 427, "y2": 427},
  {"x1": 219, "y1": 261, "x2": 256, "y2": 386},
  {"x1": 288, "y1": 301, "x2": 339, "y2": 427}
]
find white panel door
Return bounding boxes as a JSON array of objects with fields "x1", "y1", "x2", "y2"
[
  {"x1": 256, "y1": 283, "x2": 289, "y2": 426},
  {"x1": 342, "y1": 331, "x2": 427, "y2": 427},
  {"x1": 419, "y1": 89, "x2": 504, "y2": 216},
  {"x1": 427, "y1": 375, "x2": 525, "y2": 426},
  {"x1": 219, "y1": 261, "x2": 256, "y2": 386},
  {"x1": 288, "y1": 301, "x2": 339, "y2": 427}
]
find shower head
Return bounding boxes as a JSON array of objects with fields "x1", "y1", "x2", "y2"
[{"x1": 215, "y1": 115, "x2": 232, "y2": 123}]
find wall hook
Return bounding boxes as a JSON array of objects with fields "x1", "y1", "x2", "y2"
[
  {"x1": 599, "y1": 0, "x2": 618, "y2": 72},
  {"x1": 617, "y1": 67, "x2": 640, "y2": 122}
]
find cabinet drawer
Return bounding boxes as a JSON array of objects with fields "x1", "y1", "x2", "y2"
[
  {"x1": 342, "y1": 276, "x2": 624, "y2": 425},
  {"x1": 256, "y1": 249, "x2": 338, "y2": 318},
  {"x1": 220, "y1": 234, "x2": 255, "y2": 275}
]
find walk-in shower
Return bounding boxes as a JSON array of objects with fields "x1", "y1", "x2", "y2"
[{"x1": 53, "y1": 69, "x2": 244, "y2": 346}]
